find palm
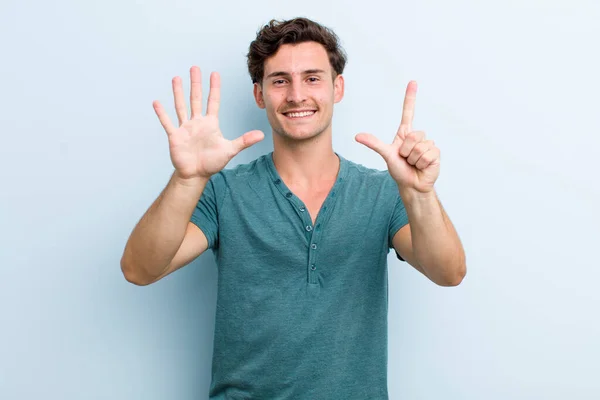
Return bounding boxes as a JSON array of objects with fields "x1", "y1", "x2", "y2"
[
  {"x1": 153, "y1": 66, "x2": 264, "y2": 180},
  {"x1": 169, "y1": 115, "x2": 230, "y2": 178},
  {"x1": 355, "y1": 81, "x2": 440, "y2": 194}
]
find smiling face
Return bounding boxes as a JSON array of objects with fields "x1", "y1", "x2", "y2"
[{"x1": 253, "y1": 41, "x2": 344, "y2": 142}]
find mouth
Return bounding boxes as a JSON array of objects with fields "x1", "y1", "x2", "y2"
[{"x1": 282, "y1": 110, "x2": 317, "y2": 119}]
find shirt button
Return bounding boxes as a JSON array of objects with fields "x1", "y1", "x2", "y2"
[
  {"x1": 274, "y1": 179, "x2": 281, "y2": 184},
  {"x1": 286, "y1": 192, "x2": 292, "y2": 198},
  {"x1": 311, "y1": 264, "x2": 316, "y2": 270},
  {"x1": 311, "y1": 243, "x2": 317, "y2": 250},
  {"x1": 299, "y1": 206, "x2": 305, "y2": 212},
  {"x1": 306, "y1": 225, "x2": 312, "y2": 232}
]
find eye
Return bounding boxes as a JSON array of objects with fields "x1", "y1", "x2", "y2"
[
  {"x1": 307, "y1": 77, "x2": 320, "y2": 83},
  {"x1": 273, "y1": 79, "x2": 286, "y2": 85}
]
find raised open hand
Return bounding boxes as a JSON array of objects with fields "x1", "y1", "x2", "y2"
[
  {"x1": 355, "y1": 81, "x2": 440, "y2": 194},
  {"x1": 153, "y1": 66, "x2": 264, "y2": 180}
]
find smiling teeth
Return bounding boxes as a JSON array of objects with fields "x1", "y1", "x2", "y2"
[{"x1": 287, "y1": 111, "x2": 315, "y2": 118}]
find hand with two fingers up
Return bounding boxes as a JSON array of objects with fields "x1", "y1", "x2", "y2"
[
  {"x1": 153, "y1": 66, "x2": 265, "y2": 182},
  {"x1": 355, "y1": 81, "x2": 440, "y2": 195}
]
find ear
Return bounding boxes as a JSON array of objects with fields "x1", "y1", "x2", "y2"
[
  {"x1": 253, "y1": 82, "x2": 266, "y2": 109},
  {"x1": 333, "y1": 74, "x2": 345, "y2": 103}
]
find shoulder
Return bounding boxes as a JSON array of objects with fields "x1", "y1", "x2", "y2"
[
  {"x1": 341, "y1": 155, "x2": 398, "y2": 193},
  {"x1": 208, "y1": 153, "x2": 268, "y2": 189}
]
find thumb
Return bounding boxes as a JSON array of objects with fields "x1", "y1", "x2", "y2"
[
  {"x1": 355, "y1": 133, "x2": 389, "y2": 159},
  {"x1": 231, "y1": 130, "x2": 265, "y2": 155}
]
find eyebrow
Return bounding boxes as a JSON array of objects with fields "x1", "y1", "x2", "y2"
[{"x1": 265, "y1": 69, "x2": 327, "y2": 79}]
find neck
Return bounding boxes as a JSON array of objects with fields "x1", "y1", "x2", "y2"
[{"x1": 271, "y1": 129, "x2": 339, "y2": 188}]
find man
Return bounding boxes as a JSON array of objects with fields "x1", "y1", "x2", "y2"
[{"x1": 121, "y1": 17, "x2": 466, "y2": 400}]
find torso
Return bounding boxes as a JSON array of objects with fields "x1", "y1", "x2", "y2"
[
  {"x1": 195, "y1": 152, "x2": 408, "y2": 398},
  {"x1": 290, "y1": 183, "x2": 335, "y2": 225}
]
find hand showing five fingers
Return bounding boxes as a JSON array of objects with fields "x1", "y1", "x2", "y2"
[
  {"x1": 153, "y1": 66, "x2": 264, "y2": 181},
  {"x1": 355, "y1": 81, "x2": 440, "y2": 194}
]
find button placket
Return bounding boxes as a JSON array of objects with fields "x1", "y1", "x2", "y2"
[
  {"x1": 308, "y1": 249, "x2": 318, "y2": 283},
  {"x1": 307, "y1": 216, "x2": 321, "y2": 283},
  {"x1": 306, "y1": 197, "x2": 333, "y2": 284},
  {"x1": 266, "y1": 152, "x2": 348, "y2": 286}
]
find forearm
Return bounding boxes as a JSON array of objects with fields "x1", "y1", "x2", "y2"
[
  {"x1": 400, "y1": 188, "x2": 466, "y2": 286},
  {"x1": 121, "y1": 171, "x2": 208, "y2": 282}
]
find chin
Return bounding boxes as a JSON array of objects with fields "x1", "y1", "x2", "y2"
[{"x1": 278, "y1": 124, "x2": 327, "y2": 141}]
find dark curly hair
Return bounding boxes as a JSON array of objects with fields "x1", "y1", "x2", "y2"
[{"x1": 247, "y1": 17, "x2": 348, "y2": 85}]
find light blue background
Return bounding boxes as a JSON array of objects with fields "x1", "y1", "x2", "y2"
[{"x1": 1, "y1": 0, "x2": 599, "y2": 399}]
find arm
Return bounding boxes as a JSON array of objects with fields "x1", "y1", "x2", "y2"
[
  {"x1": 121, "y1": 66, "x2": 264, "y2": 286},
  {"x1": 393, "y1": 188, "x2": 466, "y2": 286},
  {"x1": 120, "y1": 172, "x2": 210, "y2": 286},
  {"x1": 355, "y1": 80, "x2": 465, "y2": 286}
]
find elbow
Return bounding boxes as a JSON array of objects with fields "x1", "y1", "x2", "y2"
[
  {"x1": 440, "y1": 270, "x2": 465, "y2": 286},
  {"x1": 120, "y1": 254, "x2": 152, "y2": 286},
  {"x1": 439, "y1": 259, "x2": 467, "y2": 287},
  {"x1": 425, "y1": 252, "x2": 466, "y2": 287}
]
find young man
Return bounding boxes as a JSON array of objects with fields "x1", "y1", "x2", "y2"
[{"x1": 121, "y1": 17, "x2": 466, "y2": 400}]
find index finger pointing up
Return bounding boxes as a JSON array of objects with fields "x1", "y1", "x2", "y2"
[{"x1": 399, "y1": 80, "x2": 417, "y2": 135}]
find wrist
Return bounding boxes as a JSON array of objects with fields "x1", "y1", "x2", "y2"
[
  {"x1": 398, "y1": 185, "x2": 436, "y2": 205},
  {"x1": 172, "y1": 170, "x2": 210, "y2": 190}
]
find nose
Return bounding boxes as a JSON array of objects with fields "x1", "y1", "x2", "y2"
[{"x1": 286, "y1": 79, "x2": 307, "y2": 104}]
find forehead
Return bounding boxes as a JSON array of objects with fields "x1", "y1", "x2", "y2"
[{"x1": 264, "y1": 41, "x2": 331, "y2": 76}]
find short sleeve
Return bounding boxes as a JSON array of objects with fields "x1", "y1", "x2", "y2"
[
  {"x1": 190, "y1": 174, "x2": 223, "y2": 250},
  {"x1": 388, "y1": 194, "x2": 409, "y2": 261}
]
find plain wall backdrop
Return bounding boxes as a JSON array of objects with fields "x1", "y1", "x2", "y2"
[{"x1": 1, "y1": 0, "x2": 599, "y2": 398}]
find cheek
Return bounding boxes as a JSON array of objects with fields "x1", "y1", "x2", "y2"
[
  {"x1": 316, "y1": 96, "x2": 332, "y2": 111},
  {"x1": 265, "y1": 93, "x2": 285, "y2": 111},
  {"x1": 313, "y1": 88, "x2": 334, "y2": 106}
]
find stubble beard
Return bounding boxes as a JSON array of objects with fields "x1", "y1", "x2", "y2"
[{"x1": 272, "y1": 112, "x2": 333, "y2": 145}]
